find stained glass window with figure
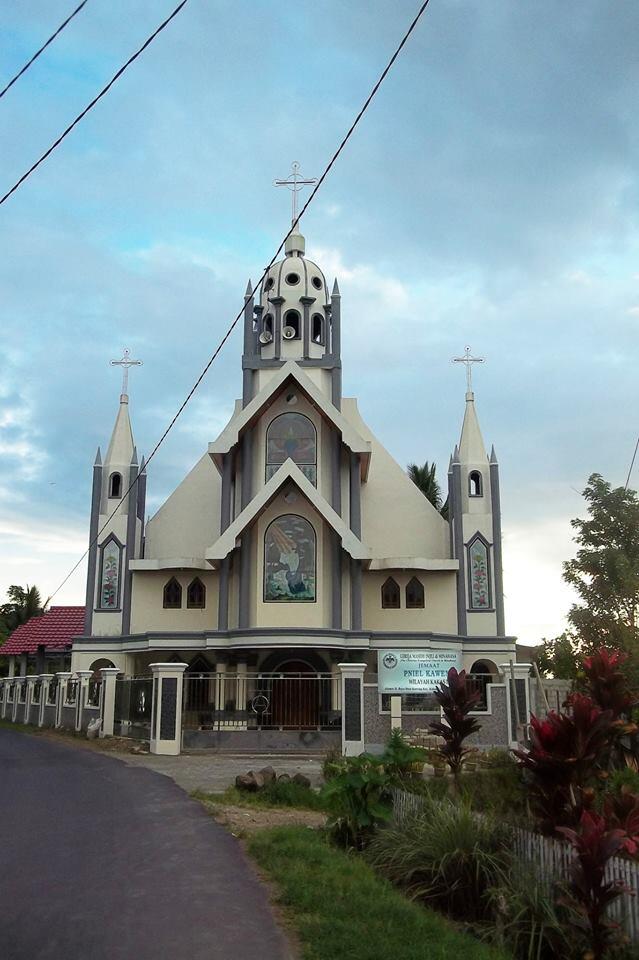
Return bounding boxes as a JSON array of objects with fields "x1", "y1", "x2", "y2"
[{"x1": 266, "y1": 413, "x2": 317, "y2": 485}]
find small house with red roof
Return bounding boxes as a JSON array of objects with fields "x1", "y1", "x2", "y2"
[{"x1": 1, "y1": 606, "x2": 84, "y2": 676}]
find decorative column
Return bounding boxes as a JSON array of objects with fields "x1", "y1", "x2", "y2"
[
  {"x1": 1, "y1": 679, "x2": 10, "y2": 720},
  {"x1": 338, "y1": 663, "x2": 366, "y2": 757},
  {"x1": 215, "y1": 661, "x2": 227, "y2": 713},
  {"x1": 13, "y1": 677, "x2": 24, "y2": 722},
  {"x1": 99, "y1": 667, "x2": 120, "y2": 738},
  {"x1": 39, "y1": 675, "x2": 54, "y2": 727},
  {"x1": 149, "y1": 663, "x2": 187, "y2": 756},
  {"x1": 0, "y1": 680, "x2": 5, "y2": 719},
  {"x1": 55, "y1": 672, "x2": 72, "y2": 728},
  {"x1": 330, "y1": 662, "x2": 341, "y2": 711},
  {"x1": 75, "y1": 670, "x2": 93, "y2": 732},
  {"x1": 24, "y1": 676, "x2": 36, "y2": 724},
  {"x1": 236, "y1": 662, "x2": 247, "y2": 714},
  {"x1": 500, "y1": 662, "x2": 532, "y2": 747}
]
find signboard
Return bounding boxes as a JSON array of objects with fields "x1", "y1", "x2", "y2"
[{"x1": 377, "y1": 650, "x2": 461, "y2": 694}]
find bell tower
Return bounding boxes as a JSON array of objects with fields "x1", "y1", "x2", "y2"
[{"x1": 84, "y1": 350, "x2": 146, "y2": 638}]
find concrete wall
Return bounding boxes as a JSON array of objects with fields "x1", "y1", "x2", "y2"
[
  {"x1": 130, "y1": 570, "x2": 219, "y2": 633},
  {"x1": 362, "y1": 570, "x2": 457, "y2": 633}
]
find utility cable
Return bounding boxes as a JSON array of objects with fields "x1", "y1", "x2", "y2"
[
  {"x1": 0, "y1": 1, "x2": 90, "y2": 100},
  {"x1": 0, "y1": 0, "x2": 190, "y2": 206},
  {"x1": 624, "y1": 434, "x2": 639, "y2": 491},
  {"x1": 44, "y1": 0, "x2": 432, "y2": 605}
]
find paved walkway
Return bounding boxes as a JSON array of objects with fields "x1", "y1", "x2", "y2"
[
  {"x1": 0, "y1": 730, "x2": 292, "y2": 960},
  {"x1": 123, "y1": 750, "x2": 324, "y2": 793}
]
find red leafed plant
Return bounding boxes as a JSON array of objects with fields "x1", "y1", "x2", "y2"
[
  {"x1": 558, "y1": 811, "x2": 630, "y2": 959},
  {"x1": 428, "y1": 667, "x2": 481, "y2": 792},
  {"x1": 581, "y1": 649, "x2": 637, "y2": 719},
  {"x1": 603, "y1": 786, "x2": 639, "y2": 860},
  {"x1": 513, "y1": 695, "x2": 616, "y2": 835}
]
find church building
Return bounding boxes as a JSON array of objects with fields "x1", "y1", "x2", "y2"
[{"x1": 69, "y1": 214, "x2": 518, "y2": 744}]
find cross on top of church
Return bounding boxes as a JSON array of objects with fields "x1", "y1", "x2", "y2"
[
  {"x1": 110, "y1": 348, "x2": 143, "y2": 400},
  {"x1": 452, "y1": 345, "x2": 484, "y2": 398},
  {"x1": 274, "y1": 161, "x2": 317, "y2": 226}
]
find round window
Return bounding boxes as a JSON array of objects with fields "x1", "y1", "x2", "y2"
[
  {"x1": 285, "y1": 272, "x2": 300, "y2": 285},
  {"x1": 311, "y1": 276, "x2": 323, "y2": 290}
]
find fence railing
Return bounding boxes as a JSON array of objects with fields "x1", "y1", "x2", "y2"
[
  {"x1": 87, "y1": 679, "x2": 102, "y2": 708},
  {"x1": 47, "y1": 677, "x2": 58, "y2": 705},
  {"x1": 114, "y1": 677, "x2": 153, "y2": 738},
  {"x1": 182, "y1": 672, "x2": 341, "y2": 732},
  {"x1": 392, "y1": 789, "x2": 638, "y2": 943}
]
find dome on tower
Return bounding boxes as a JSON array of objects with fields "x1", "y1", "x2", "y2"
[{"x1": 260, "y1": 229, "x2": 330, "y2": 317}]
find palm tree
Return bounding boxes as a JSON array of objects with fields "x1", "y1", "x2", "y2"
[
  {"x1": 0, "y1": 584, "x2": 44, "y2": 636},
  {"x1": 407, "y1": 461, "x2": 449, "y2": 520}
]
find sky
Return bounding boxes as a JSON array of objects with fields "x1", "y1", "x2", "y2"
[{"x1": 1, "y1": 0, "x2": 638, "y2": 645}]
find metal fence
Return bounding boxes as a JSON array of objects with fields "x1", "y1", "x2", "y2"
[
  {"x1": 47, "y1": 677, "x2": 58, "y2": 705},
  {"x1": 182, "y1": 672, "x2": 340, "y2": 732},
  {"x1": 87, "y1": 679, "x2": 102, "y2": 708},
  {"x1": 114, "y1": 677, "x2": 153, "y2": 739},
  {"x1": 392, "y1": 789, "x2": 638, "y2": 943}
]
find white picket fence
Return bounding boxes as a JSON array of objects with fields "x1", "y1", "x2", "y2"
[{"x1": 392, "y1": 789, "x2": 639, "y2": 943}]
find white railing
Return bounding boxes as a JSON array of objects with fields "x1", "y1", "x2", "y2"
[{"x1": 392, "y1": 789, "x2": 638, "y2": 943}]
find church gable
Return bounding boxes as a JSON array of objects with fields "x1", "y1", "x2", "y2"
[{"x1": 144, "y1": 453, "x2": 221, "y2": 561}]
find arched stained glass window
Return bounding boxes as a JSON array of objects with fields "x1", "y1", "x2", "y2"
[
  {"x1": 99, "y1": 536, "x2": 121, "y2": 609},
  {"x1": 163, "y1": 577, "x2": 182, "y2": 609},
  {"x1": 468, "y1": 535, "x2": 491, "y2": 609},
  {"x1": 266, "y1": 413, "x2": 317, "y2": 485},
  {"x1": 406, "y1": 577, "x2": 424, "y2": 609},
  {"x1": 264, "y1": 514, "x2": 316, "y2": 602},
  {"x1": 381, "y1": 577, "x2": 400, "y2": 609},
  {"x1": 187, "y1": 577, "x2": 206, "y2": 609}
]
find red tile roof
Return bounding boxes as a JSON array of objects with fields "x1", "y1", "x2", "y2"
[{"x1": 0, "y1": 606, "x2": 85, "y2": 656}]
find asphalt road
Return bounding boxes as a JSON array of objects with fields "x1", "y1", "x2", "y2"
[{"x1": 0, "y1": 729, "x2": 291, "y2": 960}]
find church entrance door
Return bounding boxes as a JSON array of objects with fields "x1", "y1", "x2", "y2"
[{"x1": 270, "y1": 660, "x2": 320, "y2": 729}]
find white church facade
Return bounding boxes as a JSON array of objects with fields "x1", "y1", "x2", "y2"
[{"x1": 66, "y1": 222, "x2": 522, "y2": 748}]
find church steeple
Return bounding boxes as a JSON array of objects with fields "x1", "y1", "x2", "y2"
[
  {"x1": 448, "y1": 350, "x2": 505, "y2": 637},
  {"x1": 240, "y1": 163, "x2": 342, "y2": 407},
  {"x1": 84, "y1": 352, "x2": 145, "y2": 638}
]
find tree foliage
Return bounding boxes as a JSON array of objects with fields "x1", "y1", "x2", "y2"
[
  {"x1": 407, "y1": 460, "x2": 449, "y2": 520},
  {"x1": 533, "y1": 633, "x2": 581, "y2": 679},
  {"x1": 563, "y1": 474, "x2": 639, "y2": 689},
  {"x1": 0, "y1": 584, "x2": 44, "y2": 640}
]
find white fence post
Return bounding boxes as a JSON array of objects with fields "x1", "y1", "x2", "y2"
[
  {"x1": 99, "y1": 668, "x2": 120, "y2": 737},
  {"x1": 39, "y1": 675, "x2": 54, "y2": 727},
  {"x1": 150, "y1": 663, "x2": 187, "y2": 756},
  {"x1": 75, "y1": 670, "x2": 93, "y2": 732},
  {"x1": 55, "y1": 672, "x2": 71, "y2": 728},
  {"x1": 338, "y1": 663, "x2": 366, "y2": 757}
]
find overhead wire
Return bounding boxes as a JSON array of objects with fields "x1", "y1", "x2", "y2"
[
  {"x1": 41, "y1": 0, "x2": 432, "y2": 605},
  {"x1": 0, "y1": 0, "x2": 190, "y2": 206},
  {"x1": 624, "y1": 434, "x2": 639, "y2": 491},
  {"x1": 0, "y1": 1, "x2": 90, "y2": 100}
]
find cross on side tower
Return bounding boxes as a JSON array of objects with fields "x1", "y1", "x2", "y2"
[
  {"x1": 452, "y1": 345, "x2": 484, "y2": 399},
  {"x1": 274, "y1": 161, "x2": 317, "y2": 226},
  {"x1": 110, "y1": 348, "x2": 143, "y2": 401}
]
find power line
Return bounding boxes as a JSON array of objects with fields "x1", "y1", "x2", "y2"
[
  {"x1": 0, "y1": 0, "x2": 190, "y2": 206},
  {"x1": 0, "y1": 1, "x2": 90, "y2": 100},
  {"x1": 625, "y1": 434, "x2": 639, "y2": 491},
  {"x1": 45, "y1": 0, "x2": 432, "y2": 605}
]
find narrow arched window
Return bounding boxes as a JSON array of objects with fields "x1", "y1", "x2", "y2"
[
  {"x1": 381, "y1": 577, "x2": 400, "y2": 609},
  {"x1": 109, "y1": 472, "x2": 122, "y2": 498},
  {"x1": 187, "y1": 577, "x2": 206, "y2": 609},
  {"x1": 266, "y1": 413, "x2": 317, "y2": 485},
  {"x1": 469, "y1": 471, "x2": 482, "y2": 497},
  {"x1": 406, "y1": 577, "x2": 424, "y2": 609},
  {"x1": 282, "y1": 310, "x2": 301, "y2": 340},
  {"x1": 99, "y1": 536, "x2": 122, "y2": 609},
  {"x1": 311, "y1": 313, "x2": 324, "y2": 345},
  {"x1": 468, "y1": 535, "x2": 491, "y2": 609},
  {"x1": 264, "y1": 515, "x2": 316, "y2": 602},
  {"x1": 163, "y1": 577, "x2": 182, "y2": 609}
]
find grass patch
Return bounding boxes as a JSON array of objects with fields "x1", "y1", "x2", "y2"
[
  {"x1": 194, "y1": 781, "x2": 329, "y2": 812},
  {"x1": 248, "y1": 826, "x2": 509, "y2": 960}
]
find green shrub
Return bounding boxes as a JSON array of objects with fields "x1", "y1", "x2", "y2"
[
  {"x1": 380, "y1": 729, "x2": 428, "y2": 785},
  {"x1": 481, "y1": 747, "x2": 516, "y2": 769},
  {"x1": 321, "y1": 753, "x2": 392, "y2": 848},
  {"x1": 483, "y1": 866, "x2": 576, "y2": 959},
  {"x1": 461, "y1": 766, "x2": 529, "y2": 821},
  {"x1": 322, "y1": 745, "x2": 347, "y2": 782},
  {"x1": 606, "y1": 766, "x2": 639, "y2": 795},
  {"x1": 366, "y1": 795, "x2": 511, "y2": 923}
]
